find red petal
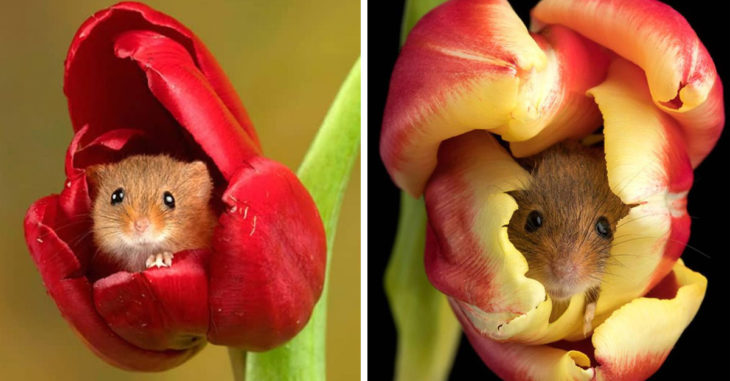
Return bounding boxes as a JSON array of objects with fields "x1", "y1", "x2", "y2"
[
  {"x1": 532, "y1": 0, "x2": 725, "y2": 167},
  {"x1": 424, "y1": 131, "x2": 544, "y2": 322},
  {"x1": 24, "y1": 196, "x2": 194, "y2": 371},
  {"x1": 64, "y1": 2, "x2": 260, "y2": 177},
  {"x1": 113, "y1": 30, "x2": 260, "y2": 179},
  {"x1": 208, "y1": 156, "x2": 326, "y2": 350},
  {"x1": 93, "y1": 250, "x2": 210, "y2": 351},
  {"x1": 381, "y1": 0, "x2": 609, "y2": 196},
  {"x1": 66, "y1": 125, "x2": 148, "y2": 176}
]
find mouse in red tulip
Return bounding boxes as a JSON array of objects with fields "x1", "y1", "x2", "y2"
[
  {"x1": 507, "y1": 140, "x2": 632, "y2": 335},
  {"x1": 87, "y1": 154, "x2": 216, "y2": 272}
]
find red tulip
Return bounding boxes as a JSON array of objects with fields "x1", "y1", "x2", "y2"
[
  {"x1": 24, "y1": 2, "x2": 326, "y2": 371},
  {"x1": 381, "y1": 0, "x2": 722, "y2": 379}
]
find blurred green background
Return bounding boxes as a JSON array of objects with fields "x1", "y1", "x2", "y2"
[{"x1": 0, "y1": 1, "x2": 359, "y2": 380}]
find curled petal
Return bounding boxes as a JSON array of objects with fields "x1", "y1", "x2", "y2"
[
  {"x1": 424, "y1": 131, "x2": 546, "y2": 338},
  {"x1": 208, "y1": 156, "x2": 326, "y2": 350},
  {"x1": 589, "y1": 58, "x2": 693, "y2": 315},
  {"x1": 456, "y1": 260, "x2": 705, "y2": 381},
  {"x1": 93, "y1": 250, "x2": 210, "y2": 351},
  {"x1": 66, "y1": 125, "x2": 148, "y2": 177},
  {"x1": 532, "y1": 0, "x2": 724, "y2": 167},
  {"x1": 453, "y1": 298, "x2": 595, "y2": 381},
  {"x1": 24, "y1": 196, "x2": 195, "y2": 371},
  {"x1": 113, "y1": 30, "x2": 259, "y2": 179},
  {"x1": 381, "y1": 0, "x2": 608, "y2": 196},
  {"x1": 65, "y1": 1, "x2": 260, "y2": 154},
  {"x1": 592, "y1": 260, "x2": 706, "y2": 380}
]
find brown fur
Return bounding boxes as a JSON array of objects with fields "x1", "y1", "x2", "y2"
[
  {"x1": 88, "y1": 155, "x2": 216, "y2": 272},
  {"x1": 507, "y1": 141, "x2": 631, "y2": 311}
]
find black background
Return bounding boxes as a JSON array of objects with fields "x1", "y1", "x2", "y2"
[{"x1": 367, "y1": 1, "x2": 729, "y2": 379}]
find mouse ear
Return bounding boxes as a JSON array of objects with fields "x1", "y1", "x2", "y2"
[
  {"x1": 188, "y1": 161, "x2": 213, "y2": 198},
  {"x1": 85, "y1": 164, "x2": 105, "y2": 189}
]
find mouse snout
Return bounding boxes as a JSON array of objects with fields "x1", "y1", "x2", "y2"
[
  {"x1": 549, "y1": 256, "x2": 579, "y2": 282},
  {"x1": 134, "y1": 217, "x2": 150, "y2": 233}
]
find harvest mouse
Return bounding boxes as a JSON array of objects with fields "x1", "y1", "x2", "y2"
[
  {"x1": 87, "y1": 155, "x2": 216, "y2": 272},
  {"x1": 506, "y1": 140, "x2": 631, "y2": 335}
]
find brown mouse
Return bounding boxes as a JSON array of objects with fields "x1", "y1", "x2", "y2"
[
  {"x1": 87, "y1": 155, "x2": 216, "y2": 272},
  {"x1": 506, "y1": 140, "x2": 631, "y2": 335}
]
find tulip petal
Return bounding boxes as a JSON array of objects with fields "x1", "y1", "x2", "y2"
[
  {"x1": 113, "y1": 30, "x2": 260, "y2": 179},
  {"x1": 208, "y1": 156, "x2": 326, "y2": 351},
  {"x1": 93, "y1": 250, "x2": 210, "y2": 351},
  {"x1": 532, "y1": 0, "x2": 725, "y2": 167},
  {"x1": 65, "y1": 2, "x2": 260, "y2": 154},
  {"x1": 24, "y1": 196, "x2": 195, "y2": 371},
  {"x1": 66, "y1": 125, "x2": 148, "y2": 177},
  {"x1": 592, "y1": 260, "x2": 706, "y2": 380},
  {"x1": 381, "y1": 0, "x2": 608, "y2": 196},
  {"x1": 587, "y1": 58, "x2": 693, "y2": 316},
  {"x1": 424, "y1": 130, "x2": 546, "y2": 338},
  {"x1": 453, "y1": 299, "x2": 595, "y2": 381},
  {"x1": 455, "y1": 260, "x2": 705, "y2": 380}
]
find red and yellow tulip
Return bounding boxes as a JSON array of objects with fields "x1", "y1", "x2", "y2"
[{"x1": 381, "y1": 0, "x2": 723, "y2": 379}]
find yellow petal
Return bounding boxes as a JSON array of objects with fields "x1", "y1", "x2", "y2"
[
  {"x1": 453, "y1": 260, "x2": 705, "y2": 380},
  {"x1": 453, "y1": 299, "x2": 595, "y2": 381},
  {"x1": 587, "y1": 58, "x2": 693, "y2": 320},
  {"x1": 592, "y1": 259, "x2": 706, "y2": 380},
  {"x1": 425, "y1": 130, "x2": 547, "y2": 339},
  {"x1": 532, "y1": 0, "x2": 725, "y2": 167},
  {"x1": 381, "y1": 0, "x2": 607, "y2": 196}
]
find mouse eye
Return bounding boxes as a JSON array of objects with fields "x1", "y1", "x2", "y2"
[
  {"x1": 595, "y1": 216, "x2": 612, "y2": 239},
  {"x1": 525, "y1": 210, "x2": 543, "y2": 232},
  {"x1": 163, "y1": 191, "x2": 175, "y2": 209},
  {"x1": 110, "y1": 188, "x2": 124, "y2": 205}
]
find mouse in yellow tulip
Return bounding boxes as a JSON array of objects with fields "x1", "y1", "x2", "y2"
[
  {"x1": 87, "y1": 154, "x2": 217, "y2": 272},
  {"x1": 507, "y1": 140, "x2": 632, "y2": 336}
]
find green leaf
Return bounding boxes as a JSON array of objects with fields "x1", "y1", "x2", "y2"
[
  {"x1": 239, "y1": 58, "x2": 361, "y2": 381},
  {"x1": 385, "y1": 194, "x2": 461, "y2": 381}
]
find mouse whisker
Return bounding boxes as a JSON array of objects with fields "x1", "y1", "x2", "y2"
[
  {"x1": 67, "y1": 230, "x2": 94, "y2": 248},
  {"x1": 39, "y1": 216, "x2": 93, "y2": 236},
  {"x1": 615, "y1": 212, "x2": 669, "y2": 228},
  {"x1": 609, "y1": 160, "x2": 656, "y2": 197},
  {"x1": 666, "y1": 239, "x2": 712, "y2": 259},
  {"x1": 611, "y1": 236, "x2": 657, "y2": 247}
]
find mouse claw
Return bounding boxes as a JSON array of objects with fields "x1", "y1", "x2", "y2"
[
  {"x1": 146, "y1": 252, "x2": 174, "y2": 269},
  {"x1": 583, "y1": 301, "x2": 597, "y2": 337}
]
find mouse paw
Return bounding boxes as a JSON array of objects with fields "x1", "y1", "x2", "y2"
[
  {"x1": 145, "y1": 251, "x2": 174, "y2": 269},
  {"x1": 583, "y1": 301, "x2": 597, "y2": 337}
]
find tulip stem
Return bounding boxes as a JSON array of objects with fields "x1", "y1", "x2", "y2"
[
  {"x1": 385, "y1": 194, "x2": 461, "y2": 381},
  {"x1": 228, "y1": 348, "x2": 247, "y2": 381}
]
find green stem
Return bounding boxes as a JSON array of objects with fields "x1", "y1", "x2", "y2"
[
  {"x1": 385, "y1": 194, "x2": 461, "y2": 381},
  {"x1": 243, "y1": 58, "x2": 361, "y2": 380},
  {"x1": 400, "y1": 0, "x2": 447, "y2": 44},
  {"x1": 228, "y1": 348, "x2": 247, "y2": 381}
]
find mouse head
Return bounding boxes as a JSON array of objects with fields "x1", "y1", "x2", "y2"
[
  {"x1": 507, "y1": 142, "x2": 631, "y2": 302},
  {"x1": 87, "y1": 155, "x2": 213, "y2": 258}
]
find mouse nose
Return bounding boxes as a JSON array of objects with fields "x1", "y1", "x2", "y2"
[
  {"x1": 550, "y1": 256, "x2": 579, "y2": 283},
  {"x1": 134, "y1": 218, "x2": 150, "y2": 233}
]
